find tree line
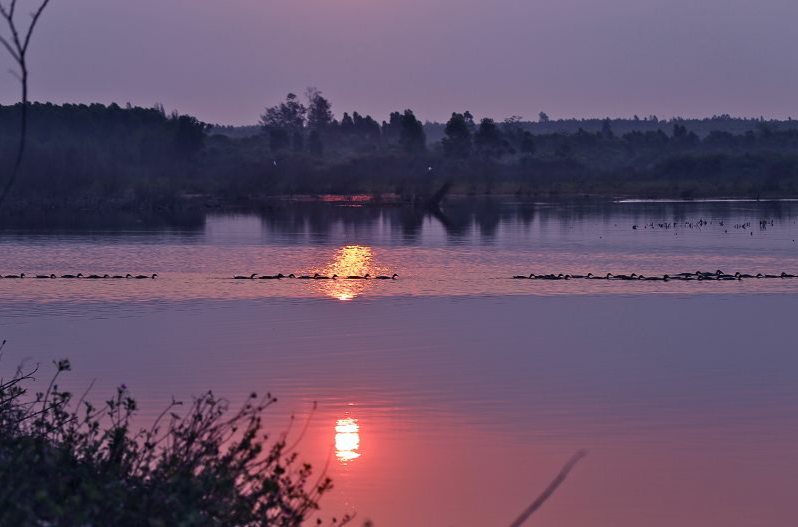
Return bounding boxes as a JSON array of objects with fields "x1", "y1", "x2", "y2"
[{"x1": 4, "y1": 93, "x2": 798, "y2": 209}]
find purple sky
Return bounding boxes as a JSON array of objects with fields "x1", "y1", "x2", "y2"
[{"x1": 2, "y1": 0, "x2": 797, "y2": 124}]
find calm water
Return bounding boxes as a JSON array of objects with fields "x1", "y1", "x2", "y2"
[{"x1": 1, "y1": 200, "x2": 797, "y2": 526}]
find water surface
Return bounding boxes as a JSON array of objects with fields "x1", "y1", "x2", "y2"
[{"x1": 1, "y1": 200, "x2": 796, "y2": 526}]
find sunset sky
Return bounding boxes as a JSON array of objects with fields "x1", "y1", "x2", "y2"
[{"x1": 3, "y1": 0, "x2": 797, "y2": 124}]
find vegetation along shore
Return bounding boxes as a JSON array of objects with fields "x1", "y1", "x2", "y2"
[{"x1": 4, "y1": 94, "x2": 798, "y2": 212}]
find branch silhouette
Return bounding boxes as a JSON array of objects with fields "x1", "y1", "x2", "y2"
[
  {"x1": 0, "y1": 0, "x2": 53, "y2": 208},
  {"x1": 508, "y1": 450, "x2": 587, "y2": 527}
]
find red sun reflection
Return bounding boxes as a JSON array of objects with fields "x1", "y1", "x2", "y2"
[{"x1": 335, "y1": 417, "x2": 361, "y2": 463}]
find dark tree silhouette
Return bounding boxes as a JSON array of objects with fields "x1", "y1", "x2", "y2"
[
  {"x1": 398, "y1": 109, "x2": 425, "y2": 153},
  {"x1": 308, "y1": 129, "x2": 323, "y2": 157},
  {"x1": 260, "y1": 93, "x2": 306, "y2": 153},
  {"x1": 442, "y1": 112, "x2": 473, "y2": 159},
  {"x1": 0, "y1": 0, "x2": 53, "y2": 207},
  {"x1": 474, "y1": 117, "x2": 508, "y2": 157},
  {"x1": 305, "y1": 87, "x2": 333, "y2": 132}
]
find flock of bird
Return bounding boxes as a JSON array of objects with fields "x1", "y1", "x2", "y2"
[
  {"x1": 0, "y1": 273, "x2": 158, "y2": 279},
  {"x1": 512, "y1": 270, "x2": 798, "y2": 281},
  {"x1": 2, "y1": 269, "x2": 796, "y2": 283},
  {"x1": 233, "y1": 273, "x2": 399, "y2": 280}
]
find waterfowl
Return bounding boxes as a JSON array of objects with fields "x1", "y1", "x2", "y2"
[
  {"x1": 111, "y1": 274, "x2": 134, "y2": 279},
  {"x1": 135, "y1": 274, "x2": 158, "y2": 279},
  {"x1": 259, "y1": 273, "x2": 285, "y2": 280},
  {"x1": 35, "y1": 274, "x2": 56, "y2": 279},
  {"x1": 295, "y1": 273, "x2": 317, "y2": 280},
  {"x1": 86, "y1": 274, "x2": 110, "y2": 279},
  {"x1": 288, "y1": 274, "x2": 296, "y2": 278},
  {"x1": 376, "y1": 274, "x2": 399, "y2": 280},
  {"x1": 346, "y1": 274, "x2": 371, "y2": 280},
  {"x1": 513, "y1": 273, "x2": 533, "y2": 279},
  {"x1": 61, "y1": 273, "x2": 83, "y2": 279},
  {"x1": 314, "y1": 274, "x2": 338, "y2": 280},
  {"x1": 735, "y1": 272, "x2": 755, "y2": 279},
  {"x1": 4, "y1": 273, "x2": 25, "y2": 279},
  {"x1": 781, "y1": 272, "x2": 796, "y2": 278},
  {"x1": 234, "y1": 273, "x2": 257, "y2": 280}
]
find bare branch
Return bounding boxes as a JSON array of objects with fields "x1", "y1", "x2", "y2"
[
  {"x1": 23, "y1": 0, "x2": 51, "y2": 53},
  {"x1": 508, "y1": 450, "x2": 587, "y2": 527},
  {"x1": 0, "y1": 0, "x2": 54, "y2": 208},
  {"x1": 0, "y1": 34, "x2": 20, "y2": 62}
]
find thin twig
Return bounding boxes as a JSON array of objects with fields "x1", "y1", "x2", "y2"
[
  {"x1": 0, "y1": 0, "x2": 53, "y2": 208},
  {"x1": 508, "y1": 450, "x2": 587, "y2": 527}
]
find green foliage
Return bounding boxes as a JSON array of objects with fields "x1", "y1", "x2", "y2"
[{"x1": 0, "y1": 348, "x2": 341, "y2": 527}]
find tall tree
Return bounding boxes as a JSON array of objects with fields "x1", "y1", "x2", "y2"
[
  {"x1": 0, "y1": 0, "x2": 54, "y2": 206},
  {"x1": 305, "y1": 87, "x2": 333, "y2": 131},
  {"x1": 260, "y1": 93, "x2": 306, "y2": 134},
  {"x1": 474, "y1": 118, "x2": 507, "y2": 157},
  {"x1": 442, "y1": 112, "x2": 472, "y2": 159},
  {"x1": 398, "y1": 109, "x2": 425, "y2": 153}
]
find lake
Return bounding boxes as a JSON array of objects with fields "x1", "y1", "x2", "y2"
[{"x1": 1, "y1": 199, "x2": 797, "y2": 527}]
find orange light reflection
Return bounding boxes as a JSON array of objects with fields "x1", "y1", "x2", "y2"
[
  {"x1": 315, "y1": 245, "x2": 386, "y2": 301},
  {"x1": 335, "y1": 417, "x2": 361, "y2": 463}
]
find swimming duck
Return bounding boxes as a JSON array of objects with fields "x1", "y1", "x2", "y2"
[
  {"x1": 135, "y1": 274, "x2": 158, "y2": 279},
  {"x1": 112, "y1": 274, "x2": 133, "y2": 279},
  {"x1": 314, "y1": 274, "x2": 338, "y2": 280},
  {"x1": 234, "y1": 273, "x2": 257, "y2": 280},
  {"x1": 86, "y1": 274, "x2": 110, "y2": 279},
  {"x1": 259, "y1": 273, "x2": 285, "y2": 280},
  {"x1": 295, "y1": 273, "x2": 317, "y2": 280},
  {"x1": 61, "y1": 273, "x2": 83, "y2": 279},
  {"x1": 35, "y1": 274, "x2": 56, "y2": 279},
  {"x1": 346, "y1": 274, "x2": 371, "y2": 279},
  {"x1": 513, "y1": 274, "x2": 533, "y2": 279},
  {"x1": 376, "y1": 274, "x2": 399, "y2": 280},
  {"x1": 3, "y1": 273, "x2": 25, "y2": 279}
]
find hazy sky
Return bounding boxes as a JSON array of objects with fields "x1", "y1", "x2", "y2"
[{"x1": 2, "y1": 0, "x2": 797, "y2": 124}]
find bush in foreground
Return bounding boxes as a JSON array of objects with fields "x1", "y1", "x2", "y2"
[{"x1": 0, "y1": 347, "x2": 343, "y2": 527}]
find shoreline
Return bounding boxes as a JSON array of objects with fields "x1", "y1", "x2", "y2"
[{"x1": 5, "y1": 190, "x2": 798, "y2": 216}]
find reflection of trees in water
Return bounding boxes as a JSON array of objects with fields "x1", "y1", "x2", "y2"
[
  {"x1": 255, "y1": 199, "x2": 798, "y2": 241},
  {"x1": 6, "y1": 200, "x2": 796, "y2": 241},
  {"x1": 257, "y1": 200, "x2": 538, "y2": 241},
  {"x1": 0, "y1": 209, "x2": 206, "y2": 234}
]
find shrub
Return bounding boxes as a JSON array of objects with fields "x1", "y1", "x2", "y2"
[{"x1": 0, "y1": 343, "x2": 344, "y2": 527}]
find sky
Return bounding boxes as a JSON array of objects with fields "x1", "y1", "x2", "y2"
[{"x1": 1, "y1": 0, "x2": 796, "y2": 125}]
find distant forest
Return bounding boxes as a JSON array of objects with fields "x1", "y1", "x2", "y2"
[{"x1": 4, "y1": 93, "x2": 798, "y2": 210}]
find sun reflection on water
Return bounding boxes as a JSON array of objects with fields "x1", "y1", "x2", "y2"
[
  {"x1": 335, "y1": 417, "x2": 361, "y2": 463},
  {"x1": 315, "y1": 245, "x2": 383, "y2": 301}
]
